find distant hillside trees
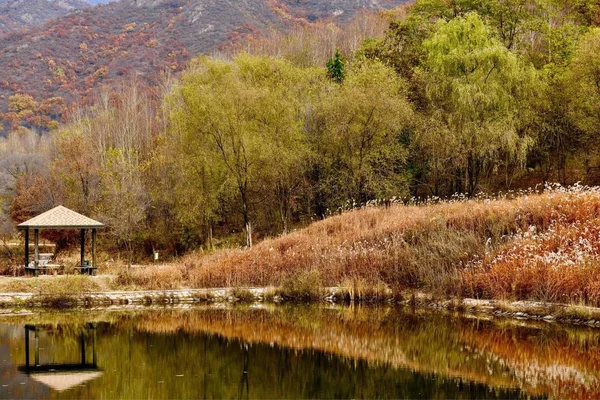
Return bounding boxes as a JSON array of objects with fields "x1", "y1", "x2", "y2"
[
  {"x1": 0, "y1": 94, "x2": 65, "y2": 132},
  {"x1": 0, "y1": 0, "x2": 406, "y2": 134}
]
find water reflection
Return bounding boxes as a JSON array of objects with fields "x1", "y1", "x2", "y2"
[
  {"x1": 0, "y1": 305, "x2": 595, "y2": 398},
  {"x1": 238, "y1": 344, "x2": 249, "y2": 400},
  {"x1": 19, "y1": 324, "x2": 101, "y2": 392}
]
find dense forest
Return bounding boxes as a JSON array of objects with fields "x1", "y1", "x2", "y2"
[{"x1": 2, "y1": 0, "x2": 600, "y2": 257}]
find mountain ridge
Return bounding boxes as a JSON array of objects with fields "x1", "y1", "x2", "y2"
[
  {"x1": 0, "y1": 0, "x2": 89, "y2": 37},
  {"x1": 0, "y1": 0, "x2": 407, "y2": 133}
]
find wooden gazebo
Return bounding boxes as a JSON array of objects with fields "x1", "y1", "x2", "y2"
[{"x1": 17, "y1": 206, "x2": 105, "y2": 276}]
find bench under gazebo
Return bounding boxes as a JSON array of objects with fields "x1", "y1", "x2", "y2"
[{"x1": 18, "y1": 206, "x2": 105, "y2": 276}]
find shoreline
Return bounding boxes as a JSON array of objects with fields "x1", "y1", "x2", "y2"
[{"x1": 1, "y1": 287, "x2": 600, "y2": 327}]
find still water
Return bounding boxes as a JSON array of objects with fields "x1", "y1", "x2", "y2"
[{"x1": 0, "y1": 305, "x2": 597, "y2": 399}]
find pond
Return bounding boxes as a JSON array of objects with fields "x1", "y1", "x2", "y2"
[{"x1": 0, "y1": 304, "x2": 598, "y2": 399}]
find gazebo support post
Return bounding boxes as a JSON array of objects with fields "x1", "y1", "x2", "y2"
[
  {"x1": 80, "y1": 229, "x2": 85, "y2": 273},
  {"x1": 24, "y1": 230, "x2": 29, "y2": 275},
  {"x1": 91, "y1": 324, "x2": 97, "y2": 367},
  {"x1": 34, "y1": 229, "x2": 39, "y2": 277},
  {"x1": 34, "y1": 327, "x2": 39, "y2": 366},
  {"x1": 92, "y1": 229, "x2": 97, "y2": 276},
  {"x1": 80, "y1": 332, "x2": 86, "y2": 365},
  {"x1": 25, "y1": 326, "x2": 30, "y2": 367}
]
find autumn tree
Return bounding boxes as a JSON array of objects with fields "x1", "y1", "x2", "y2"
[
  {"x1": 89, "y1": 82, "x2": 155, "y2": 260},
  {"x1": 168, "y1": 54, "x2": 317, "y2": 244},
  {"x1": 313, "y1": 59, "x2": 413, "y2": 207},
  {"x1": 419, "y1": 12, "x2": 536, "y2": 194},
  {"x1": 52, "y1": 122, "x2": 100, "y2": 215},
  {"x1": 1, "y1": 94, "x2": 66, "y2": 132},
  {"x1": 8, "y1": 94, "x2": 37, "y2": 114},
  {"x1": 0, "y1": 128, "x2": 53, "y2": 234},
  {"x1": 47, "y1": 80, "x2": 156, "y2": 259},
  {"x1": 562, "y1": 28, "x2": 600, "y2": 174}
]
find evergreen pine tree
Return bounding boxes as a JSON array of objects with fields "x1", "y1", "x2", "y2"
[{"x1": 326, "y1": 49, "x2": 345, "y2": 83}]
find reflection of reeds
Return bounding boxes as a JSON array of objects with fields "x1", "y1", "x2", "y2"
[
  {"x1": 4, "y1": 304, "x2": 600, "y2": 398},
  {"x1": 4, "y1": 306, "x2": 600, "y2": 397},
  {"x1": 0, "y1": 310, "x2": 119, "y2": 327},
  {"x1": 128, "y1": 306, "x2": 600, "y2": 398},
  {"x1": 460, "y1": 323, "x2": 600, "y2": 399}
]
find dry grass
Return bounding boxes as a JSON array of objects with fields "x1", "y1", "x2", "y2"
[
  {"x1": 113, "y1": 264, "x2": 189, "y2": 290},
  {"x1": 462, "y1": 188, "x2": 600, "y2": 305},
  {"x1": 461, "y1": 220, "x2": 600, "y2": 304},
  {"x1": 115, "y1": 185, "x2": 600, "y2": 306},
  {"x1": 0, "y1": 275, "x2": 107, "y2": 294}
]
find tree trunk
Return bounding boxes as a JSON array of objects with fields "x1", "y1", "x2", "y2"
[
  {"x1": 245, "y1": 222, "x2": 253, "y2": 248},
  {"x1": 466, "y1": 153, "x2": 480, "y2": 196},
  {"x1": 207, "y1": 224, "x2": 214, "y2": 250},
  {"x1": 282, "y1": 216, "x2": 288, "y2": 235},
  {"x1": 127, "y1": 242, "x2": 133, "y2": 268}
]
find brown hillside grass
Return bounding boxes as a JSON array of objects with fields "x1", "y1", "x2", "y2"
[
  {"x1": 462, "y1": 217, "x2": 600, "y2": 304},
  {"x1": 117, "y1": 185, "x2": 600, "y2": 305}
]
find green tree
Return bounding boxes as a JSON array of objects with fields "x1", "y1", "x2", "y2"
[
  {"x1": 326, "y1": 50, "x2": 345, "y2": 83},
  {"x1": 359, "y1": 4, "x2": 441, "y2": 110},
  {"x1": 98, "y1": 148, "x2": 149, "y2": 265},
  {"x1": 313, "y1": 59, "x2": 413, "y2": 206},
  {"x1": 562, "y1": 28, "x2": 600, "y2": 175},
  {"x1": 420, "y1": 12, "x2": 536, "y2": 194},
  {"x1": 169, "y1": 54, "x2": 317, "y2": 245}
]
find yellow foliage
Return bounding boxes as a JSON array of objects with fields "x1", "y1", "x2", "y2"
[
  {"x1": 123, "y1": 22, "x2": 137, "y2": 32},
  {"x1": 8, "y1": 94, "x2": 37, "y2": 113}
]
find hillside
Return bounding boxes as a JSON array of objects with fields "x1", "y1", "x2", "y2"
[
  {"x1": 117, "y1": 186, "x2": 600, "y2": 307},
  {"x1": 0, "y1": 0, "x2": 406, "y2": 133},
  {"x1": 0, "y1": 0, "x2": 88, "y2": 37}
]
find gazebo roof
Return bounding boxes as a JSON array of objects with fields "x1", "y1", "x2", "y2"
[
  {"x1": 29, "y1": 371, "x2": 103, "y2": 392},
  {"x1": 17, "y1": 205, "x2": 104, "y2": 230}
]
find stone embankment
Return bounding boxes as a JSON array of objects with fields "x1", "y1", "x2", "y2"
[
  {"x1": 407, "y1": 295, "x2": 600, "y2": 328},
  {"x1": 0, "y1": 288, "x2": 270, "y2": 308},
  {"x1": 1, "y1": 287, "x2": 600, "y2": 328}
]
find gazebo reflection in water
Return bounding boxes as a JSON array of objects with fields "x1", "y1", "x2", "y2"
[{"x1": 18, "y1": 323, "x2": 103, "y2": 392}]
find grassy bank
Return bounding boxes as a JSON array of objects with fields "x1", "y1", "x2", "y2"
[
  {"x1": 5, "y1": 185, "x2": 600, "y2": 309},
  {"x1": 110, "y1": 185, "x2": 600, "y2": 307}
]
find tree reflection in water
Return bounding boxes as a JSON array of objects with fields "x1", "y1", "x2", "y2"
[
  {"x1": 238, "y1": 343, "x2": 249, "y2": 400},
  {"x1": 0, "y1": 305, "x2": 597, "y2": 398}
]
